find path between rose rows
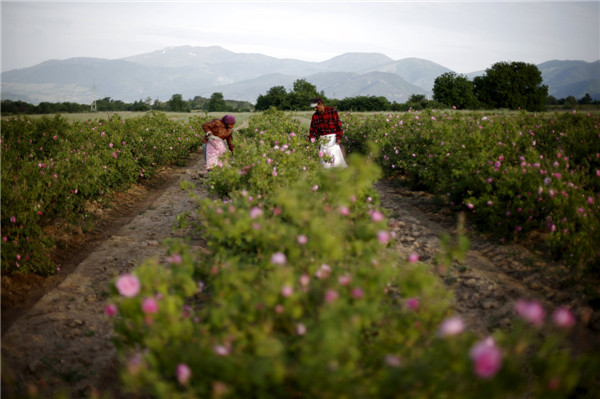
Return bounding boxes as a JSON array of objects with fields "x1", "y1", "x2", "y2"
[{"x1": 2, "y1": 153, "x2": 599, "y2": 397}]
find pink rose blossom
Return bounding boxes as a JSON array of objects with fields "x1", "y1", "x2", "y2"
[
  {"x1": 552, "y1": 307, "x2": 575, "y2": 328},
  {"x1": 351, "y1": 287, "x2": 364, "y2": 299},
  {"x1": 105, "y1": 303, "x2": 118, "y2": 317},
  {"x1": 408, "y1": 253, "x2": 419, "y2": 263},
  {"x1": 214, "y1": 345, "x2": 230, "y2": 356},
  {"x1": 115, "y1": 274, "x2": 141, "y2": 297},
  {"x1": 176, "y1": 363, "x2": 191, "y2": 385},
  {"x1": 370, "y1": 210, "x2": 384, "y2": 222},
  {"x1": 338, "y1": 274, "x2": 352, "y2": 286},
  {"x1": 166, "y1": 254, "x2": 182, "y2": 264},
  {"x1": 339, "y1": 206, "x2": 350, "y2": 216},
  {"x1": 296, "y1": 323, "x2": 307, "y2": 335},
  {"x1": 438, "y1": 316, "x2": 465, "y2": 336},
  {"x1": 470, "y1": 337, "x2": 502, "y2": 379},
  {"x1": 406, "y1": 297, "x2": 419, "y2": 310},
  {"x1": 515, "y1": 299, "x2": 545, "y2": 327},
  {"x1": 325, "y1": 289, "x2": 339, "y2": 303},
  {"x1": 142, "y1": 297, "x2": 159, "y2": 314},
  {"x1": 377, "y1": 230, "x2": 390, "y2": 244},
  {"x1": 250, "y1": 207, "x2": 263, "y2": 219},
  {"x1": 297, "y1": 234, "x2": 308, "y2": 245},
  {"x1": 315, "y1": 264, "x2": 331, "y2": 279},
  {"x1": 281, "y1": 285, "x2": 294, "y2": 298},
  {"x1": 270, "y1": 252, "x2": 287, "y2": 265},
  {"x1": 300, "y1": 273, "x2": 310, "y2": 286}
]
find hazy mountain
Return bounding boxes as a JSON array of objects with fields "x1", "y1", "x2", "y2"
[
  {"x1": 315, "y1": 52, "x2": 394, "y2": 73},
  {"x1": 1, "y1": 45, "x2": 598, "y2": 105},
  {"x1": 302, "y1": 71, "x2": 426, "y2": 103},
  {"x1": 537, "y1": 60, "x2": 600, "y2": 100},
  {"x1": 365, "y1": 57, "x2": 453, "y2": 93}
]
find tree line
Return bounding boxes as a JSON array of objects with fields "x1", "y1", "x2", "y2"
[
  {"x1": 256, "y1": 62, "x2": 598, "y2": 112},
  {"x1": 2, "y1": 61, "x2": 597, "y2": 115},
  {"x1": 1, "y1": 93, "x2": 254, "y2": 115}
]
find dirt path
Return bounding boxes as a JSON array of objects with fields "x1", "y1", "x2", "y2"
[
  {"x1": 2, "y1": 152, "x2": 210, "y2": 398},
  {"x1": 2, "y1": 157, "x2": 599, "y2": 398},
  {"x1": 377, "y1": 180, "x2": 600, "y2": 348}
]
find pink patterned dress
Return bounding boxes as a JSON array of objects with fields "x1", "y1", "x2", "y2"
[{"x1": 205, "y1": 134, "x2": 229, "y2": 170}]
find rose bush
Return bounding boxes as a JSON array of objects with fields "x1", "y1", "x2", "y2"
[
  {"x1": 109, "y1": 111, "x2": 598, "y2": 398},
  {"x1": 1, "y1": 112, "x2": 208, "y2": 274},
  {"x1": 344, "y1": 110, "x2": 600, "y2": 272}
]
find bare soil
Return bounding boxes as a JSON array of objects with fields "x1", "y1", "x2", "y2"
[{"x1": 2, "y1": 154, "x2": 599, "y2": 398}]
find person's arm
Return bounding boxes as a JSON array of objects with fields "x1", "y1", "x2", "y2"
[
  {"x1": 309, "y1": 114, "x2": 318, "y2": 142},
  {"x1": 226, "y1": 134, "x2": 234, "y2": 152},
  {"x1": 202, "y1": 119, "x2": 219, "y2": 143}
]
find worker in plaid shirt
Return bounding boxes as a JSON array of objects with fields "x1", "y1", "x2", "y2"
[{"x1": 308, "y1": 97, "x2": 344, "y2": 146}]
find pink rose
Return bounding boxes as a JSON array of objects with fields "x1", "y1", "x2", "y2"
[
  {"x1": 142, "y1": 297, "x2": 159, "y2": 314},
  {"x1": 325, "y1": 289, "x2": 339, "y2": 303},
  {"x1": 438, "y1": 316, "x2": 464, "y2": 336},
  {"x1": 515, "y1": 299, "x2": 545, "y2": 327},
  {"x1": 408, "y1": 253, "x2": 419, "y2": 263},
  {"x1": 552, "y1": 306, "x2": 575, "y2": 328},
  {"x1": 406, "y1": 297, "x2": 419, "y2": 310},
  {"x1": 176, "y1": 363, "x2": 191, "y2": 385},
  {"x1": 270, "y1": 252, "x2": 286, "y2": 265},
  {"x1": 470, "y1": 337, "x2": 502, "y2": 378},
  {"x1": 115, "y1": 274, "x2": 140, "y2": 297},
  {"x1": 105, "y1": 303, "x2": 118, "y2": 317}
]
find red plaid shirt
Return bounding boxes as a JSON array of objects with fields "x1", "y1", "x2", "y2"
[{"x1": 309, "y1": 107, "x2": 343, "y2": 143}]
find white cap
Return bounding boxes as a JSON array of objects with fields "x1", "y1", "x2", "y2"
[{"x1": 310, "y1": 102, "x2": 319, "y2": 107}]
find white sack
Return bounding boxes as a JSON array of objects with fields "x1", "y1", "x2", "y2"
[{"x1": 319, "y1": 134, "x2": 347, "y2": 168}]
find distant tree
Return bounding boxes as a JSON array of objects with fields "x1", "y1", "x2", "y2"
[
  {"x1": 433, "y1": 72, "x2": 479, "y2": 109},
  {"x1": 131, "y1": 99, "x2": 150, "y2": 111},
  {"x1": 579, "y1": 93, "x2": 593, "y2": 105},
  {"x1": 1, "y1": 99, "x2": 36, "y2": 114},
  {"x1": 336, "y1": 95, "x2": 391, "y2": 111},
  {"x1": 152, "y1": 99, "x2": 166, "y2": 111},
  {"x1": 563, "y1": 95, "x2": 577, "y2": 107},
  {"x1": 255, "y1": 86, "x2": 290, "y2": 111},
  {"x1": 546, "y1": 95, "x2": 559, "y2": 105},
  {"x1": 288, "y1": 79, "x2": 323, "y2": 110},
  {"x1": 206, "y1": 92, "x2": 229, "y2": 112},
  {"x1": 167, "y1": 94, "x2": 189, "y2": 112},
  {"x1": 473, "y1": 61, "x2": 548, "y2": 111}
]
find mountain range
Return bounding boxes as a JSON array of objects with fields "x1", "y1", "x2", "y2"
[{"x1": 1, "y1": 45, "x2": 598, "y2": 105}]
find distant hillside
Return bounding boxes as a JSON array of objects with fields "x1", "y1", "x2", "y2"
[
  {"x1": 365, "y1": 57, "x2": 453, "y2": 93},
  {"x1": 537, "y1": 60, "x2": 600, "y2": 100},
  {"x1": 1, "y1": 45, "x2": 597, "y2": 105}
]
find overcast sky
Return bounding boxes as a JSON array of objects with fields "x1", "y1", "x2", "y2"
[{"x1": 1, "y1": 0, "x2": 599, "y2": 74}]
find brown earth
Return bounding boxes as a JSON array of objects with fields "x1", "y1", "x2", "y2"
[{"x1": 2, "y1": 152, "x2": 600, "y2": 398}]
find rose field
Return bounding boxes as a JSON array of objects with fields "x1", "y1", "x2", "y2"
[{"x1": 2, "y1": 108, "x2": 600, "y2": 397}]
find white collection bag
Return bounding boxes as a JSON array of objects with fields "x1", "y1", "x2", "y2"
[{"x1": 319, "y1": 134, "x2": 347, "y2": 168}]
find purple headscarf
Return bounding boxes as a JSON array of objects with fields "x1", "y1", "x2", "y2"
[{"x1": 222, "y1": 115, "x2": 236, "y2": 124}]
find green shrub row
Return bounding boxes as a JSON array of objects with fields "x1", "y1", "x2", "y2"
[
  {"x1": 108, "y1": 110, "x2": 598, "y2": 398},
  {"x1": 1, "y1": 112, "x2": 209, "y2": 274},
  {"x1": 343, "y1": 109, "x2": 600, "y2": 272}
]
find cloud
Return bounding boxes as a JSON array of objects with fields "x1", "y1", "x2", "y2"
[{"x1": 2, "y1": 1, "x2": 598, "y2": 73}]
